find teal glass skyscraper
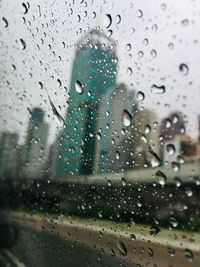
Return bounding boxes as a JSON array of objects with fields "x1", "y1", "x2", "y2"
[{"x1": 57, "y1": 30, "x2": 117, "y2": 176}]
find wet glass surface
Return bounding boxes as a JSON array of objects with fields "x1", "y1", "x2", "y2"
[{"x1": 0, "y1": 0, "x2": 200, "y2": 266}]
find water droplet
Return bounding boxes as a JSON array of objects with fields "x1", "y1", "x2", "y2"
[
  {"x1": 127, "y1": 67, "x2": 133, "y2": 76},
  {"x1": 168, "y1": 247, "x2": 176, "y2": 257},
  {"x1": 174, "y1": 177, "x2": 182, "y2": 187},
  {"x1": 171, "y1": 162, "x2": 180, "y2": 172},
  {"x1": 184, "y1": 249, "x2": 193, "y2": 262},
  {"x1": 116, "y1": 14, "x2": 121, "y2": 24},
  {"x1": 179, "y1": 63, "x2": 189, "y2": 76},
  {"x1": 166, "y1": 144, "x2": 175, "y2": 155},
  {"x1": 38, "y1": 81, "x2": 43, "y2": 89},
  {"x1": 165, "y1": 119, "x2": 172, "y2": 128},
  {"x1": 150, "y1": 225, "x2": 160, "y2": 236},
  {"x1": 2, "y1": 17, "x2": 8, "y2": 28},
  {"x1": 168, "y1": 42, "x2": 174, "y2": 49},
  {"x1": 149, "y1": 146, "x2": 162, "y2": 167},
  {"x1": 130, "y1": 234, "x2": 136, "y2": 241},
  {"x1": 57, "y1": 79, "x2": 62, "y2": 87},
  {"x1": 161, "y1": 3, "x2": 167, "y2": 10},
  {"x1": 169, "y1": 216, "x2": 178, "y2": 228},
  {"x1": 141, "y1": 134, "x2": 147, "y2": 143},
  {"x1": 98, "y1": 211, "x2": 103, "y2": 218},
  {"x1": 145, "y1": 125, "x2": 151, "y2": 134},
  {"x1": 22, "y1": 2, "x2": 29, "y2": 14},
  {"x1": 136, "y1": 91, "x2": 145, "y2": 101},
  {"x1": 122, "y1": 110, "x2": 132, "y2": 127},
  {"x1": 148, "y1": 248, "x2": 154, "y2": 257},
  {"x1": 20, "y1": 38, "x2": 26, "y2": 50},
  {"x1": 117, "y1": 240, "x2": 127, "y2": 256},
  {"x1": 185, "y1": 187, "x2": 193, "y2": 197},
  {"x1": 155, "y1": 170, "x2": 167, "y2": 185},
  {"x1": 181, "y1": 19, "x2": 189, "y2": 27},
  {"x1": 137, "y1": 9, "x2": 143, "y2": 18},
  {"x1": 106, "y1": 14, "x2": 112, "y2": 28},
  {"x1": 96, "y1": 133, "x2": 101, "y2": 140},
  {"x1": 151, "y1": 84, "x2": 165, "y2": 94},
  {"x1": 75, "y1": 80, "x2": 84, "y2": 94},
  {"x1": 107, "y1": 180, "x2": 112, "y2": 186},
  {"x1": 92, "y1": 12, "x2": 96, "y2": 19},
  {"x1": 126, "y1": 43, "x2": 131, "y2": 51},
  {"x1": 151, "y1": 49, "x2": 157, "y2": 58},
  {"x1": 121, "y1": 177, "x2": 126, "y2": 186},
  {"x1": 143, "y1": 38, "x2": 149, "y2": 46},
  {"x1": 116, "y1": 151, "x2": 120, "y2": 160}
]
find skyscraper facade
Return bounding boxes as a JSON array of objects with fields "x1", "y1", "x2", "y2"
[
  {"x1": 21, "y1": 108, "x2": 49, "y2": 178},
  {"x1": 57, "y1": 30, "x2": 117, "y2": 176}
]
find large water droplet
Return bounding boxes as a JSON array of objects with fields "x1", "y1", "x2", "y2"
[
  {"x1": 117, "y1": 240, "x2": 127, "y2": 256},
  {"x1": 22, "y1": 2, "x2": 29, "y2": 14},
  {"x1": 169, "y1": 216, "x2": 178, "y2": 228},
  {"x1": 116, "y1": 151, "x2": 120, "y2": 160},
  {"x1": 150, "y1": 225, "x2": 160, "y2": 236},
  {"x1": 184, "y1": 249, "x2": 193, "y2": 262},
  {"x1": 166, "y1": 144, "x2": 175, "y2": 155},
  {"x1": 75, "y1": 80, "x2": 84, "y2": 94},
  {"x1": 106, "y1": 14, "x2": 112, "y2": 28},
  {"x1": 168, "y1": 247, "x2": 176, "y2": 257},
  {"x1": 145, "y1": 125, "x2": 151, "y2": 134},
  {"x1": 116, "y1": 14, "x2": 121, "y2": 24},
  {"x1": 179, "y1": 63, "x2": 189, "y2": 76},
  {"x1": 122, "y1": 110, "x2": 132, "y2": 127},
  {"x1": 185, "y1": 187, "x2": 193, "y2": 197},
  {"x1": 137, "y1": 9, "x2": 143, "y2": 18},
  {"x1": 136, "y1": 91, "x2": 145, "y2": 101},
  {"x1": 20, "y1": 38, "x2": 26, "y2": 50},
  {"x1": 151, "y1": 84, "x2": 165, "y2": 94},
  {"x1": 171, "y1": 162, "x2": 180, "y2": 172},
  {"x1": 155, "y1": 170, "x2": 167, "y2": 185},
  {"x1": 2, "y1": 17, "x2": 8, "y2": 28}
]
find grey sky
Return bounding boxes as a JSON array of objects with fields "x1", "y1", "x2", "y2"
[{"x1": 0, "y1": 0, "x2": 200, "y2": 144}]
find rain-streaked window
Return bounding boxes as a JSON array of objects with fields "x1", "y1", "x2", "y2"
[{"x1": 0, "y1": 0, "x2": 200, "y2": 266}]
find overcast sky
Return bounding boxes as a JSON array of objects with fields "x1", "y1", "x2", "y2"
[{"x1": 1, "y1": 0, "x2": 200, "y2": 144}]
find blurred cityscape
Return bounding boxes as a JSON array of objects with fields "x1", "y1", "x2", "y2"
[{"x1": 1, "y1": 29, "x2": 200, "y2": 181}]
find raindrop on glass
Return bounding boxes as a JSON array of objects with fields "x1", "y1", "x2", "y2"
[
  {"x1": 22, "y1": 2, "x2": 29, "y2": 14},
  {"x1": 122, "y1": 110, "x2": 132, "y2": 127},
  {"x1": 166, "y1": 144, "x2": 175, "y2": 155},
  {"x1": 136, "y1": 91, "x2": 145, "y2": 101},
  {"x1": 75, "y1": 80, "x2": 84, "y2": 94},
  {"x1": 117, "y1": 240, "x2": 127, "y2": 256},
  {"x1": 106, "y1": 14, "x2": 112, "y2": 28},
  {"x1": 20, "y1": 38, "x2": 26, "y2": 50},
  {"x1": 179, "y1": 63, "x2": 189, "y2": 76},
  {"x1": 2, "y1": 17, "x2": 8, "y2": 28},
  {"x1": 151, "y1": 84, "x2": 165, "y2": 94},
  {"x1": 155, "y1": 170, "x2": 167, "y2": 185},
  {"x1": 184, "y1": 249, "x2": 193, "y2": 262}
]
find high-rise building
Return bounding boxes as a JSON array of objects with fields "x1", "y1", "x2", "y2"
[
  {"x1": 57, "y1": 30, "x2": 117, "y2": 176},
  {"x1": 0, "y1": 132, "x2": 19, "y2": 178},
  {"x1": 94, "y1": 83, "x2": 137, "y2": 173},
  {"x1": 21, "y1": 108, "x2": 49, "y2": 179}
]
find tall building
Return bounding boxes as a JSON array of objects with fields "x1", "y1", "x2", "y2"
[
  {"x1": 0, "y1": 132, "x2": 19, "y2": 178},
  {"x1": 94, "y1": 83, "x2": 138, "y2": 173},
  {"x1": 57, "y1": 30, "x2": 117, "y2": 176},
  {"x1": 21, "y1": 108, "x2": 49, "y2": 179}
]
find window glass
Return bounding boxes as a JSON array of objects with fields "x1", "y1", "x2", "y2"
[{"x1": 0, "y1": 0, "x2": 200, "y2": 266}]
